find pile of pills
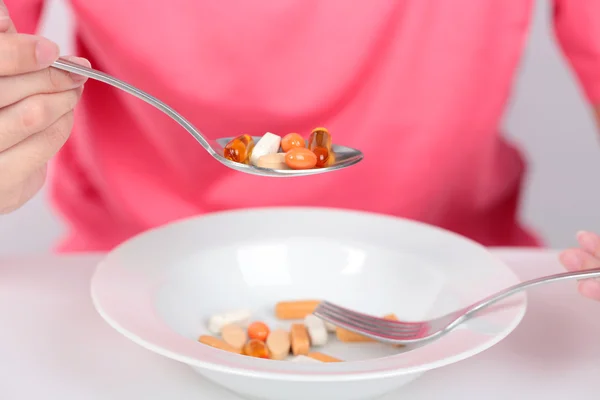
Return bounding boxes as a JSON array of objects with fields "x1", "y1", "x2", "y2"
[
  {"x1": 198, "y1": 300, "x2": 400, "y2": 363},
  {"x1": 222, "y1": 127, "x2": 335, "y2": 170}
]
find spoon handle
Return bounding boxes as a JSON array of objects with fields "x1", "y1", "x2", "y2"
[
  {"x1": 462, "y1": 267, "x2": 600, "y2": 319},
  {"x1": 52, "y1": 58, "x2": 214, "y2": 153}
]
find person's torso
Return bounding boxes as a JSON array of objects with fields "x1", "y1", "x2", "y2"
[{"x1": 51, "y1": 0, "x2": 539, "y2": 250}]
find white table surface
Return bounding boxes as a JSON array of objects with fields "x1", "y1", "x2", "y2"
[{"x1": 0, "y1": 249, "x2": 598, "y2": 399}]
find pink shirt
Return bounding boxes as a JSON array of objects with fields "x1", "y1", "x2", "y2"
[{"x1": 8, "y1": 0, "x2": 600, "y2": 251}]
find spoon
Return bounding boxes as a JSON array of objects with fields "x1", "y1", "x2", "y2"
[{"x1": 52, "y1": 58, "x2": 363, "y2": 177}]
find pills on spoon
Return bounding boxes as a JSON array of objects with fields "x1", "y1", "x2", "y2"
[
  {"x1": 281, "y1": 133, "x2": 306, "y2": 152},
  {"x1": 285, "y1": 147, "x2": 318, "y2": 170},
  {"x1": 222, "y1": 127, "x2": 337, "y2": 171},
  {"x1": 223, "y1": 134, "x2": 255, "y2": 164},
  {"x1": 249, "y1": 132, "x2": 281, "y2": 166},
  {"x1": 308, "y1": 127, "x2": 333, "y2": 168},
  {"x1": 255, "y1": 152, "x2": 288, "y2": 169}
]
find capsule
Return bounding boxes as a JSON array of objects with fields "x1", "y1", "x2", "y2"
[
  {"x1": 290, "y1": 323, "x2": 310, "y2": 356},
  {"x1": 223, "y1": 134, "x2": 255, "y2": 164},
  {"x1": 281, "y1": 133, "x2": 306, "y2": 152},
  {"x1": 285, "y1": 148, "x2": 317, "y2": 170},
  {"x1": 308, "y1": 352, "x2": 342, "y2": 363},
  {"x1": 335, "y1": 313, "x2": 398, "y2": 343},
  {"x1": 243, "y1": 339, "x2": 270, "y2": 359},
  {"x1": 198, "y1": 335, "x2": 242, "y2": 354},
  {"x1": 275, "y1": 300, "x2": 321, "y2": 320},
  {"x1": 308, "y1": 127, "x2": 332, "y2": 168},
  {"x1": 291, "y1": 355, "x2": 322, "y2": 363}
]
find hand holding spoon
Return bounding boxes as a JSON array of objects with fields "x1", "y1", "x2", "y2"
[{"x1": 52, "y1": 58, "x2": 363, "y2": 177}]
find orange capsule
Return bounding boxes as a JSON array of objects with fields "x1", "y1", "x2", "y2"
[
  {"x1": 223, "y1": 134, "x2": 255, "y2": 164},
  {"x1": 248, "y1": 321, "x2": 270, "y2": 342},
  {"x1": 285, "y1": 148, "x2": 317, "y2": 170},
  {"x1": 308, "y1": 127, "x2": 332, "y2": 168},
  {"x1": 281, "y1": 133, "x2": 306, "y2": 152},
  {"x1": 243, "y1": 339, "x2": 270, "y2": 359}
]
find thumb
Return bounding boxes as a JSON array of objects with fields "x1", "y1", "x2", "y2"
[{"x1": 0, "y1": 1, "x2": 17, "y2": 34}]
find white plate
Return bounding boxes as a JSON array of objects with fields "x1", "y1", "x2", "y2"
[{"x1": 91, "y1": 207, "x2": 526, "y2": 400}]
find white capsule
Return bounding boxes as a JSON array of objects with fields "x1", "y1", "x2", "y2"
[
  {"x1": 250, "y1": 132, "x2": 282, "y2": 165},
  {"x1": 207, "y1": 309, "x2": 251, "y2": 335},
  {"x1": 304, "y1": 314, "x2": 328, "y2": 347},
  {"x1": 291, "y1": 355, "x2": 322, "y2": 363}
]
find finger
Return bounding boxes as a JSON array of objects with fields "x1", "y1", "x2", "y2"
[
  {"x1": 576, "y1": 231, "x2": 600, "y2": 258},
  {"x1": 0, "y1": 55, "x2": 89, "y2": 108},
  {"x1": 0, "y1": 87, "x2": 82, "y2": 151},
  {"x1": 0, "y1": 110, "x2": 75, "y2": 185},
  {"x1": 0, "y1": 164, "x2": 46, "y2": 214},
  {"x1": 577, "y1": 280, "x2": 600, "y2": 301},
  {"x1": 0, "y1": 33, "x2": 59, "y2": 76},
  {"x1": 559, "y1": 248, "x2": 600, "y2": 271},
  {"x1": 0, "y1": 2, "x2": 16, "y2": 33},
  {"x1": 559, "y1": 248, "x2": 600, "y2": 301}
]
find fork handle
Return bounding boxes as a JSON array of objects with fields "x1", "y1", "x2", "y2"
[
  {"x1": 51, "y1": 58, "x2": 214, "y2": 153},
  {"x1": 463, "y1": 268, "x2": 600, "y2": 319}
]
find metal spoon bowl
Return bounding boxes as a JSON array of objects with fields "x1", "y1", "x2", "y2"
[{"x1": 52, "y1": 58, "x2": 364, "y2": 177}]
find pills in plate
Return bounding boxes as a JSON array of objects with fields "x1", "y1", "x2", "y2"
[
  {"x1": 207, "y1": 309, "x2": 251, "y2": 334},
  {"x1": 198, "y1": 335, "x2": 242, "y2": 354},
  {"x1": 304, "y1": 314, "x2": 328, "y2": 347},
  {"x1": 200, "y1": 303, "x2": 396, "y2": 364},
  {"x1": 221, "y1": 324, "x2": 247, "y2": 352},
  {"x1": 266, "y1": 329, "x2": 291, "y2": 360},
  {"x1": 275, "y1": 300, "x2": 320, "y2": 320}
]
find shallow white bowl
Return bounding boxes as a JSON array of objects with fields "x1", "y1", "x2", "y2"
[{"x1": 91, "y1": 207, "x2": 526, "y2": 400}]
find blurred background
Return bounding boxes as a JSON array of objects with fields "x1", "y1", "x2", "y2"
[{"x1": 0, "y1": 0, "x2": 598, "y2": 255}]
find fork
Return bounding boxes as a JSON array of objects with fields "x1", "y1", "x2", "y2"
[{"x1": 313, "y1": 268, "x2": 600, "y2": 345}]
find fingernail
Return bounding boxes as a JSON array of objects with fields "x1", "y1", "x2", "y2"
[
  {"x1": 577, "y1": 231, "x2": 599, "y2": 254},
  {"x1": 35, "y1": 38, "x2": 60, "y2": 67},
  {"x1": 560, "y1": 251, "x2": 582, "y2": 270},
  {"x1": 0, "y1": 7, "x2": 10, "y2": 31},
  {"x1": 62, "y1": 55, "x2": 91, "y2": 68},
  {"x1": 62, "y1": 56, "x2": 91, "y2": 82}
]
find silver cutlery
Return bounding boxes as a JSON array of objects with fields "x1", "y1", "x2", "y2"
[
  {"x1": 52, "y1": 58, "x2": 363, "y2": 177},
  {"x1": 314, "y1": 268, "x2": 600, "y2": 345}
]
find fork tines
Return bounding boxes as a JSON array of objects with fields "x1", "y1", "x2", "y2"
[{"x1": 313, "y1": 301, "x2": 427, "y2": 344}]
